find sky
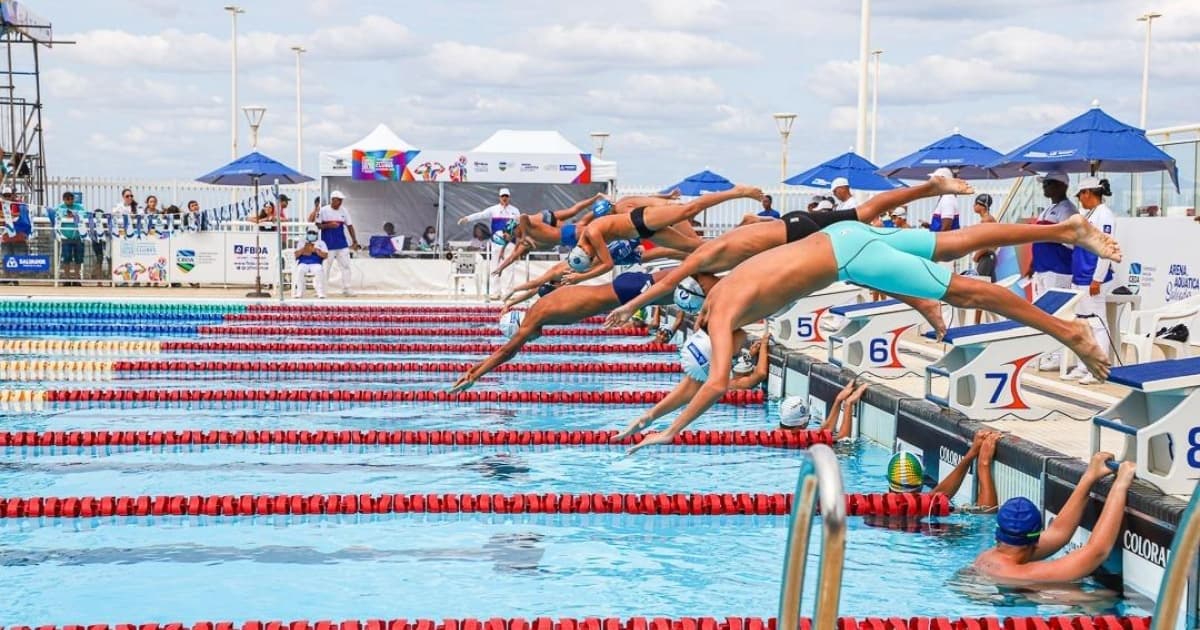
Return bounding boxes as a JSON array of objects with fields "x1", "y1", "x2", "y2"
[{"x1": 24, "y1": 0, "x2": 1200, "y2": 187}]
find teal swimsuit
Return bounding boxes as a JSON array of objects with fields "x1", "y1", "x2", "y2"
[{"x1": 822, "y1": 222, "x2": 951, "y2": 300}]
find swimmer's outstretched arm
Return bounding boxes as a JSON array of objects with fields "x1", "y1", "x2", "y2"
[
  {"x1": 449, "y1": 323, "x2": 539, "y2": 393},
  {"x1": 507, "y1": 261, "x2": 569, "y2": 296},
  {"x1": 494, "y1": 221, "x2": 535, "y2": 276},
  {"x1": 611, "y1": 377, "x2": 702, "y2": 442},
  {"x1": 640, "y1": 246, "x2": 688, "y2": 263},
  {"x1": 931, "y1": 431, "x2": 984, "y2": 497},
  {"x1": 1031, "y1": 452, "x2": 1117, "y2": 560},
  {"x1": 818, "y1": 381, "x2": 856, "y2": 433},
  {"x1": 562, "y1": 229, "x2": 615, "y2": 284},
  {"x1": 502, "y1": 288, "x2": 540, "y2": 312},
  {"x1": 554, "y1": 193, "x2": 604, "y2": 222}
]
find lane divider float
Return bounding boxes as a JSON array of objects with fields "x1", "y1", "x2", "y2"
[
  {"x1": 222, "y1": 313, "x2": 609, "y2": 325},
  {"x1": 158, "y1": 341, "x2": 677, "y2": 355},
  {"x1": 196, "y1": 325, "x2": 648, "y2": 337}
]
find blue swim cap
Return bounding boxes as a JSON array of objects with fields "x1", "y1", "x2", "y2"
[
  {"x1": 537, "y1": 282, "x2": 557, "y2": 297},
  {"x1": 995, "y1": 497, "x2": 1043, "y2": 546},
  {"x1": 592, "y1": 198, "x2": 613, "y2": 217},
  {"x1": 608, "y1": 239, "x2": 636, "y2": 266}
]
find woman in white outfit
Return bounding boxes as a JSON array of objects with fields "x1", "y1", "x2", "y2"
[
  {"x1": 293, "y1": 226, "x2": 328, "y2": 299},
  {"x1": 457, "y1": 187, "x2": 522, "y2": 299},
  {"x1": 315, "y1": 190, "x2": 360, "y2": 296},
  {"x1": 1065, "y1": 177, "x2": 1116, "y2": 385}
]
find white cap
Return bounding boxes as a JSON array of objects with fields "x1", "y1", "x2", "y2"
[
  {"x1": 830, "y1": 177, "x2": 850, "y2": 191},
  {"x1": 929, "y1": 167, "x2": 954, "y2": 179},
  {"x1": 892, "y1": 206, "x2": 907, "y2": 217},
  {"x1": 680, "y1": 330, "x2": 713, "y2": 381},
  {"x1": 1, "y1": 186, "x2": 14, "y2": 195},
  {"x1": 330, "y1": 190, "x2": 345, "y2": 200},
  {"x1": 815, "y1": 199, "x2": 835, "y2": 211},
  {"x1": 498, "y1": 310, "x2": 524, "y2": 339},
  {"x1": 498, "y1": 187, "x2": 511, "y2": 197},
  {"x1": 1076, "y1": 176, "x2": 1104, "y2": 192},
  {"x1": 779, "y1": 396, "x2": 811, "y2": 427},
  {"x1": 1037, "y1": 171, "x2": 1070, "y2": 186}
]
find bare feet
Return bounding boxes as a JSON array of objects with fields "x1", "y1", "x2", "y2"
[
  {"x1": 929, "y1": 176, "x2": 975, "y2": 196},
  {"x1": 1066, "y1": 318, "x2": 1111, "y2": 381},
  {"x1": 1066, "y1": 214, "x2": 1122, "y2": 262},
  {"x1": 732, "y1": 184, "x2": 765, "y2": 201},
  {"x1": 913, "y1": 298, "x2": 948, "y2": 341}
]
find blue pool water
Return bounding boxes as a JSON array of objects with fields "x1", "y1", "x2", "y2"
[{"x1": 0, "y1": 317, "x2": 1154, "y2": 625}]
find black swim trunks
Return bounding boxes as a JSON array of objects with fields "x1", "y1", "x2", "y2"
[
  {"x1": 782, "y1": 208, "x2": 860, "y2": 243},
  {"x1": 630, "y1": 207, "x2": 656, "y2": 239}
]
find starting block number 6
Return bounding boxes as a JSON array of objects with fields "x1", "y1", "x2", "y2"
[{"x1": 869, "y1": 338, "x2": 889, "y2": 364}]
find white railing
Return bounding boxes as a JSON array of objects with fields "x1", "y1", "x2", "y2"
[{"x1": 45, "y1": 176, "x2": 310, "y2": 218}]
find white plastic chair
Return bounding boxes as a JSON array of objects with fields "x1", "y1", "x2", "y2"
[{"x1": 1121, "y1": 294, "x2": 1200, "y2": 364}]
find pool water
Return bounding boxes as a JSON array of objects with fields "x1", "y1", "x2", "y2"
[{"x1": 0, "y1": 313, "x2": 1154, "y2": 625}]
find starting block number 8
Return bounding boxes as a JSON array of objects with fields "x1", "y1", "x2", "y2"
[{"x1": 1188, "y1": 427, "x2": 1200, "y2": 469}]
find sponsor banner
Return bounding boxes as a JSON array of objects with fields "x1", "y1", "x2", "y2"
[
  {"x1": 1112, "y1": 217, "x2": 1200, "y2": 310},
  {"x1": 403, "y1": 151, "x2": 591, "y2": 184},
  {"x1": 2, "y1": 254, "x2": 50, "y2": 273},
  {"x1": 224, "y1": 233, "x2": 279, "y2": 284},
  {"x1": 170, "y1": 232, "x2": 226, "y2": 284},
  {"x1": 352, "y1": 149, "x2": 407, "y2": 181},
  {"x1": 111, "y1": 237, "x2": 170, "y2": 285}
]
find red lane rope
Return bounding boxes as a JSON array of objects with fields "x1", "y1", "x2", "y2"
[
  {"x1": 0, "y1": 428, "x2": 830, "y2": 448},
  {"x1": 0, "y1": 491, "x2": 950, "y2": 519},
  {"x1": 0, "y1": 615, "x2": 1152, "y2": 630},
  {"x1": 160, "y1": 341, "x2": 677, "y2": 354},
  {"x1": 197, "y1": 325, "x2": 647, "y2": 337},
  {"x1": 224, "y1": 313, "x2": 608, "y2": 325},
  {"x1": 40, "y1": 389, "x2": 766, "y2": 405},
  {"x1": 247, "y1": 304, "x2": 506, "y2": 314},
  {"x1": 111, "y1": 360, "x2": 682, "y2": 374}
]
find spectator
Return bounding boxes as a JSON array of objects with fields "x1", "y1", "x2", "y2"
[
  {"x1": 927, "y1": 168, "x2": 960, "y2": 232},
  {"x1": 278, "y1": 194, "x2": 290, "y2": 221},
  {"x1": 369, "y1": 223, "x2": 402, "y2": 258},
  {"x1": 87, "y1": 209, "x2": 108, "y2": 278},
  {"x1": 307, "y1": 196, "x2": 322, "y2": 222},
  {"x1": 250, "y1": 200, "x2": 279, "y2": 231},
  {"x1": 806, "y1": 195, "x2": 823, "y2": 212},
  {"x1": 892, "y1": 206, "x2": 910, "y2": 228},
  {"x1": 1, "y1": 187, "x2": 32, "y2": 284},
  {"x1": 814, "y1": 198, "x2": 834, "y2": 211},
  {"x1": 971, "y1": 194, "x2": 998, "y2": 324},
  {"x1": 293, "y1": 226, "x2": 328, "y2": 299},
  {"x1": 54, "y1": 191, "x2": 86, "y2": 284},
  {"x1": 418, "y1": 225, "x2": 438, "y2": 251},
  {"x1": 183, "y1": 200, "x2": 207, "y2": 231},
  {"x1": 144, "y1": 195, "x2": 160, "y2": 214},
  {"x1": 830, "y1": 177, "x2": 855, "y2": 211},
  {"x1": 469, "y1": 223, "x2": 491, "y2": 250},
  {"x1": 756, "y1": 195, "x2": 780, "y2": 219},
  {"x1": 315, "y1": 190, "x2": 360, "y2": 296}
]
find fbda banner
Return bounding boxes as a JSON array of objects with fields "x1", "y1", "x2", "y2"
[{"x1": 110, "y1": 232, "x2": 279, "y2": 286}]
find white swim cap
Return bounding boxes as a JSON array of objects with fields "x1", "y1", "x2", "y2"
[
  {"x1": 779, "y1": 396, "x2": 811, "y2": 427},
  {"x1": 679, "y1": 331, "x2": 713, "y2": 381},
  {"x1": 674, "y1": 276, "x2": 706, "y2": 315},
  {"x1": 732, "y1": 349, "x2": 755, "y2": 375},
  {"x1": 498, "y1": 310, "x2": 524, "y2": 339},
  {"x1": 567, "y1": 246, "x2": 591, "y2": 272}
]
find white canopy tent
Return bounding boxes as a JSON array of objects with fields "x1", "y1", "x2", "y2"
[
  {"x1": 471, "y1": 129, "x2": 617, "y2": 184},
  {"x1": 319, "y1": 124, "x2": 414, "y2": 177}
]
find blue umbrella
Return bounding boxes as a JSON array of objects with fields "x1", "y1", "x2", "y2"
[
  {"x1": 876, "y1": 133, "x2": 1028, "y2": 180},
  {"x1": 785, "y1": 151, "x2": 904, "y2": 190},
  {"x1": 989, "y1": 107, "x2": 1178, "y2": 189},
  {"x1": 662, "y1": 169, "x2": 734, "y2": 196},
  {"x1": 196, "y1": 151, "x2": 314, "y2": 186}
]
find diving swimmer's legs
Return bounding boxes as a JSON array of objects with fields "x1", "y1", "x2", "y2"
[
  {"x1": 930, "y1": 215, "x2": 1121, "y2": 263},
  {"x1": 854, "y1": 176, "x2": 974, "y2": 223},
  {"x1": 643, "y1": 185, "x2": 763, "y2": 232}
]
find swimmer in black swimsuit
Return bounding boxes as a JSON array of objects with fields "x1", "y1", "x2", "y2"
[{"x1": 604, "y1": 176, "x2": 970, "y2": 334}]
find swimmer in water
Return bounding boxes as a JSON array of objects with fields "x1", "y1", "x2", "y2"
[
  {"x1": 972, "y1": 452, "x2": 1136, "y2": 584},
  {"x1": 885, "y1": 430, "x2": 1001, "y2": 511},
  {"x1": 815, "y1": 380, "x2": 871, "y2": 441},
  {"x1": 624, "y1": 213, "x2": 1121, "y2": 453},
  {"x1": 449, "y1": 270, "x2": 722, "y2": 393}
]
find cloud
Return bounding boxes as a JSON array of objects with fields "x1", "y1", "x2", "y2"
[
  {"x1": 580, "y1": 74, "x2": 724, "y2": 121},
  {"x1": 710, "y1": 104, "x2": 764, "y2": 135},
  {"x1": 810, "y1": 55, "x2": 1038, "y2": 105},
  {"x1": 527, "y1": 24, "x2": 755, "y2": 68},
  {"x1": 129, "y1": 0, "x2": 183, "y2": 19},
  {"x1": 424, "y1": 42, "x2": 536, "y2": 85},
  {"x1": 611, "y1": 131, "x2": 675, "y2": 151},
  {"x1": 644, "y1": 0, "x2": 728, "y2": 29}
]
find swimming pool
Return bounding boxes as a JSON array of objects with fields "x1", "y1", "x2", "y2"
[{"x1": 0, "y1": 300, "x2": 1154, "y2": 625}]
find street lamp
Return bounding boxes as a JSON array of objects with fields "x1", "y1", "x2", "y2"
[
  {"x1": 1137, "y1": 11, "x2": 1162, "y2": 129},
  {"x1": 854, "y1": 0, "x2": 871, "y2": 157},
  {"x1": 590, "y1": 131, "x2": 610, "y2": 159},
  {"x1": 773, "y1": 113, "x2": 798, "y2": 182},
  {"x1": 224, "y1": 5, "x2": 244, "y2": 160},
  {"x1": 242, "y1": 104, "x2": 268, "y2": 299},
  {"x1": 870, "y1": 49, "x2": 883, "y2": 163},
  {"x1": 291, "y1": 46, "x2": 306, "y2": 173},
  {"x1": 242, "y1": 105, "x2": 266, "y2": 150}
]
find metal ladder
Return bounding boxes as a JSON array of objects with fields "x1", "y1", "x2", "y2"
[
  {"x1": 1152, "y1": 481, "x2": 1200, "y2": 630},
  {"x1": 777, "y1": 443, "x2": 847, "y2": 630}
]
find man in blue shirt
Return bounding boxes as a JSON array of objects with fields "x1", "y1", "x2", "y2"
[
  {"x1": 53, "y1": 191, "x2": 87, "y2": 284},
  {"x1": 756, "y1": 195, "x2": 780, "y2": 219}
]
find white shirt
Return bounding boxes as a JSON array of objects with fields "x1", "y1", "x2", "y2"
[
  {"x1": 1038, "y1": 198, "x2": 1078, "y2": 223},
  {"x1": 295, "y1": 239, "x2": 329, "y2": 260},
  {"x1": 1083, "y1": 202, "x2": 1116, "y2": 283},
  {"x1": 932, "y1": 195, "x2": 958, "y2": 220},
  {"x1": 462, "y1": 202, "x2": 522, "y2": 223},
  {"x1": 316, "y1": 204, "x2": 353, "y2": 226},
  {"x1": 110, "y1": 203, "x2": 133, "y2": 215},
  {"x1": 835, "y1": 196, "x2": 856, "y2": 211}
]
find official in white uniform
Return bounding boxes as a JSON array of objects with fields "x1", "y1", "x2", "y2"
[
  {"x1": 315, "y1": 190, "x2": 361, "y2": 296},
  {"x1": 830, "y1": 177, "x2": 856, "y2": 211},
  {"x1": 927, "y1": 167, "x2": 960, "y2": 232},
  {"x1": 458, "y1": 187, "x2": 522, "y2": 299},
  {"x1": 1030, "y1": 170, "x2": 1078, "y2": 371},
  {"x1": 293, "y1": 226, "x2": 329, "y2": 299},
  {"x1": 1065, "y1": 177, "x2": 1116, "y2": 385}
]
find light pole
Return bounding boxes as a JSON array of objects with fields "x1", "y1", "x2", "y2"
[
  {"x1": 224, "y1": 5, "x2": 244, "y2": 160},
  {"x1": 242, "y1": 105, "x2": 269, "y2": 299},
  {"x1": 291, "y1": 46, "x2": 306, "y2": 172},
  {"x1": 242, "y1": 106, "x2": 267, "y2": 150},
  {"x1": 870, "y1": 49, "x2": 883, "y2": 163},
  {"x1": 590, "y1": 131, "x2": 610, "y2": 159},
  {"x1": 1137, "y1": 11, "x2": 1162, "y2": 129},
  {"x1": 854, "y1": 0, "x2": 871, "y2": 157},
  {"x1": 773, "y1": 113, "x2": 798, "y2": 183}
]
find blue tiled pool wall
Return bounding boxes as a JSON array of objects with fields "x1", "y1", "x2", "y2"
[{"x1": 767, "y1": 346, "x2": 1198, "y2": 620}]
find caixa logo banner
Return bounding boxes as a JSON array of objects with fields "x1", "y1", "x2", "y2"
[{"x1": 2, "y1": 255, "x2": 50, "y2": 273}]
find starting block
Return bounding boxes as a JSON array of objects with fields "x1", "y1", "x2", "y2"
[
  {"x1": 923, "y1": 289, "x2": 1079, "y2": 420},
  {"x1": 1091, "y1": 356, "x2": 1200, "y2": 496},
  {"x1": 770, "y1": 282, "x2": 865, "y2": 348},
  {"x1": 828, "y1": 299, "x2": 926, "y2": 376}
]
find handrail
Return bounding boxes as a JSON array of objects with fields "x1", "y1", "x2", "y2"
[
  {"x1": 1151, "y1": 480, "x2": 1200, "y2": 630},
  {"x1": 777, "y1": 443, "x2": 846, "y2": 630}
]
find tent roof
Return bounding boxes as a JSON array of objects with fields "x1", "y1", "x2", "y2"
[
  {"x1": 471, "y1": 130, "x2": 585, "y2": 154},
  {"x1": 334, "y1": 123, "x2": 414, "y2": 153}
]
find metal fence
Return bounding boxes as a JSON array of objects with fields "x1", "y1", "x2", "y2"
[{"x1": 43, "y1": 177, "x2": 311, "y2": 219}]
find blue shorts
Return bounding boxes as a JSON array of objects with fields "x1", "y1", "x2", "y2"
[
  {"x1": 560, "y1": 223, "x2": 578, "y2": 248},
  {"x1": 612, "y1": 271, "x2": 654, "y2": 306},
  {"x1": 61, "y1": 240, "x2": 84, "y2": 265},
  {"x1": 822, "y1": 222, "x2": 950, "y2": 300}
]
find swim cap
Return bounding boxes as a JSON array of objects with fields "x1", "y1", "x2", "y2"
[
  {"x1": 498, "y1": 310, "x2": 524, "y2": 339},
  {"x1": 537, "y1": 283, "x2": 557, "y2": 297},
  {"x1": 491, "y1": 231, "x2": 509, "y2": 246},
  {"x1": 886, "y1": 452, "x2": 925, "y2": 493},
  {"x1": 779, "y1": 396, "x2": 811, "y2": 427},
  {"x1": 674, "y1": 276, "x2": 706, "y2": 314},
  {"x1": 592, "y1": 198, "x2": 613, "y2": 217},
  {"x1": 567, "y1": 246, "x2": 591, "y2": 272},
  {"x1": 732, "y1": 349, "x2": 754, "y2": 375},
  {"x1": 608, "y1": 239, "x2": 637, "y2": 266},
  {"x1": 679, "y1": 330, "x2": 713, "y2": 381},
  {"x1": 540, "y1": 210, "x2": 558, "y2": 227},
  {"x1": 504, "y1": 218, "x2": 518, "y2": 234},
  {"x1": 995, "y1": 497, "x2": 1043, "y2": 546}
]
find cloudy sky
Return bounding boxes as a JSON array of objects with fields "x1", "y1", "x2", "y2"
[{"x1": 32, "y1": 0, "x2": 1200, "y2": 186}]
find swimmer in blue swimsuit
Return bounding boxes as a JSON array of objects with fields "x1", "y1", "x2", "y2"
[
  {"x1": 449, "y1": 270, "x2": 720, "y2": 393},
  {"x1": 625, "y1": 213, "x2": 1122, "y2": 453}
]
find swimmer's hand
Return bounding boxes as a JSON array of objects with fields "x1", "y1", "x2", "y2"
[
  {"x1": 457, "y1": 217, "x2": 469, "y2": 225},
  {"x1": 1086, "y1": 451, "x2": 1117, "y2": 480},
  {"x1": 604, "y1": 305, "x2": 635, "y2": 329},
  {"x1": 448, "y1": 373, "x2": 476, "y2": 394},
  {"x1": 561, "y1": 272, "x2": 583, "y2": 285},
  {"x1": 612, "y1": 416, "x2": 652, "y2": 442},
  {"x1": 626, "y1": 431, "x2": 675, "y2": 455},
  {"x1": 667, "y1": 188, "x2": 681, "y2": 200}
]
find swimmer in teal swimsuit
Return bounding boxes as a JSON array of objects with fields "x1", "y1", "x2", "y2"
[{"x1": 625, "y1": 213, "x2": 1121, "y2": 453}]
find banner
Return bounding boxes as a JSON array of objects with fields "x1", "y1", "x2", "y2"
[
  {"x1": 111, "y1": 235, "x2": 170, "y2": 286},
  {"x1": 352, "y1": 149, "x2": 406, "y2": 181},
  {"x1": 2, "y1": 254, "x2": 50, "y2": 273},
  {"x1": 170, "y1": 232, "x2": 226, "y2": 284},
  {"x1": 1112, "y1": 216, "x2": 1200, "y2": 310},
  {"x1": 403, "y1": 151, "x2": 591, "y2": 184},
  {"x1": 224, "y1": 232, "x2": 279, "y2": 284}
]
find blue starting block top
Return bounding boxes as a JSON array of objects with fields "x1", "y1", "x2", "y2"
[
  {"x1": 830, "y1": 299, "x2": 901, "y2": 316},
  {"x1": 1108, "y1": 357, "x2": 1200, "y2": 390},
  {"x1": 924, "y1": 289, "x2": 1077, "y2": 343}
]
